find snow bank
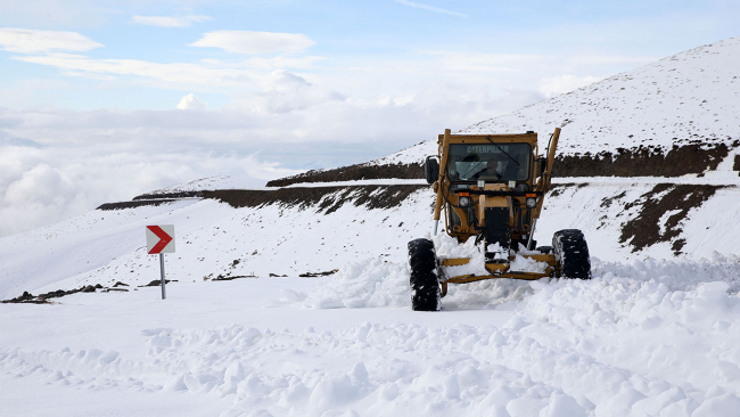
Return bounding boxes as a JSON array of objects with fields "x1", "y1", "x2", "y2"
[
  {"x1": 288, "y1": 254, "x2": 740, "y2": 316},
  {"x1": 5, "y1": 256, "x2": 740, "y2": 416},
  {"x1": 296, "y1": 258, "x2": 411, "y2": 309}
]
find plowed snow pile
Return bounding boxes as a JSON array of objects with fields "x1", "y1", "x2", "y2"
[{"x1": 7, "y1": 256, "x2": 736, "y2": 416}]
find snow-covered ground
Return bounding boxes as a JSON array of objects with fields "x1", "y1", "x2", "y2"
[
  {"x1": 4, "y1": 256, "x2": 740, "y2": 416},
  {"x1": 0, "y1": 175, "x2": 739, "y2": 415},
  {"x1": 3, "y1": 173, "x2": 739, "y2": 300}
]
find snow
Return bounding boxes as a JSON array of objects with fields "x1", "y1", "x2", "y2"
[
  {"x1": 2, "y1": 175, "x2": 740, "y2": 301},
  {"x1": 280, "y1": 179, "x2": 429, "y2": 188},
  {"x1": 4, "y1": 178, "x2": 740, "y2": 415},
  {"x1": 465, "y1": 36, "x2": 740, "y2": 154},
  {"x1": 509, "y1": 254, "x2": 549, "y2": 274},
  {"x1": 147, "y1": 176, "x2": 266, "y2": 194},
  {"x1": 3, "y1": 35, "x2": 740, "y2": 416},
  {"x1": 369, "y1": 37, "x2": 740, "y2": 167},
  {"x1": 4, "y1": 256, "x2": 740, "y2": 416}
]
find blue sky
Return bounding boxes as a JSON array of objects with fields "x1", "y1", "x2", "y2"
[
  {"x1": 0, "y1": 0, "x2": 738, "y2": 235},
  {"x1": 2, "y1": 1, "x2": 737, "y2": 112}
]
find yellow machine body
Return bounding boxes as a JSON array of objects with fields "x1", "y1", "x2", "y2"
[{"x1": 429, "y1": 128, "x2": 562, "y2": 291}]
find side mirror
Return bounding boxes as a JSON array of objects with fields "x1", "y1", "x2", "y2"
[{"x1": 425, "y1": 156, "x2": 439, "y2": 185}]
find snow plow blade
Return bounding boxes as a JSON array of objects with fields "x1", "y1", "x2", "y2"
[{"x1": 438, "y1": 255, "x2": 558, "y2": 296}]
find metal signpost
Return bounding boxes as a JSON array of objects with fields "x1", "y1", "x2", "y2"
[{"x1": 145, "y1": 225, "x2": 175, "y2": 300}]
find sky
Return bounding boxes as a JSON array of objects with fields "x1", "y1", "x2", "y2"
[{"x1": 0, "y1": 0, "x2": 739, "y2": 236}]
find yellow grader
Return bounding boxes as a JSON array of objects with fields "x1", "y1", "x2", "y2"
[{"x1": 408, "y1": 128, "x2": 591, "y2": 311}]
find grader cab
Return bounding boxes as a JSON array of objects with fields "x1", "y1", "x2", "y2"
[{"x1": 408, "y1": 128, "x2": 591, "y2": 311}]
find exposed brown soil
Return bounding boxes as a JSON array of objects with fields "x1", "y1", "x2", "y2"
[
  {"x1": 1, "y1": 291, "x2": 47, "y2": 304},
  {"x1": 203, "y1": 185, "x2": 428, "y2": 213},
  {"x1": 210, "y1": 274, "x2": 257, "y2": 281},
  {"x1": 97, "y1": 199, "x2": 178, "y2": 210},
  {"x1": 266, "y1": 143, "x2": 731, "y2": 186},
  {"x1": 299, "y1": 269, "x2": 338, "y2": 278},
  {"x1": 99, "y1": 185, "x2": 429, "y2": 213},
  {"x1": 1, "y1": 284, "x2": 106, "y2": 304},
  {"x1": 133, "y1": 191, "x2": 203, "y2": 200},
  {"x1": 619, "y1": 184, "x2": 725, "y2": 255},
  {"x1": 554, "y1": 143, "x2": 729, "y2": 177},
  {"x1": 139, "y1": 279, "x2": 176, "y2": 287},
  {"x1": 266, "y1": 163, "x2": 424, "y2": 187},
  {"x1": 734, "y1": 155, "x2": 740, "y2": 175},
  {"x1": 548, "y1": 182, "x2": 589, "y2": 198}
]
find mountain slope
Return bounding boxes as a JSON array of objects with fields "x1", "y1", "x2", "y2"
[
  {"x1": 270, "y1": 36, "x2": 740, "y2": 186},
  {"x1": 463, "y1": 37, "x2": 740, "y2": 153}
]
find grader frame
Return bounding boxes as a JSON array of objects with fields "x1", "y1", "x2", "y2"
[{"x1": 428, "y1": 128, "x2": 562, "y2": 287}]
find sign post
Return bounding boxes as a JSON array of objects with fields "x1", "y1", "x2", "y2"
[
  {"x1": 146, "y1": 225, "x2": 175, "y2": 300},
  {"x1": 159, "y1": 253, "x2": 166, "y2": 299}
]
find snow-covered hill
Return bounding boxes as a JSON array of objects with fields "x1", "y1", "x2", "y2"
[
  {"x1": 2, "y1": 174, "x2": 739, "y2": 301},
  {"x1": 463, "y1": 37, "x2": 740, "y2": 154},
  {"x1": 270, "y1": 36, "x2": 740, "y2": 186}
]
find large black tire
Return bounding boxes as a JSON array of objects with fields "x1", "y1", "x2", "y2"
[
  {"x1": 552, "y1": 230, "x2": 591, "y2": 279},
  {"x1": 408, "y1": 238, "x2": 440, "y2": 311},
  {"x1": 536, "y1": 246, "x2": 552, "y2": 254}
]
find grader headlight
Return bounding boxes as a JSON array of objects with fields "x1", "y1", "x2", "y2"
[{"x1": 525, "y1": 197, "x2": 537, "y2": 208}]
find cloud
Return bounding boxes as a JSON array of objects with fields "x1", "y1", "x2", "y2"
[
  {"x1": 12, "y1": 52, "x2": 324, "y2": 89},
  {"x1": 394, "y1": 0, "x2": 467, "y2": 17},
  {"x1": 189, "y1": 30, "x2": 316, "y2": 54},
  {"x1": 177, "y1": 93, "x2": 207, "y2": 110},
  {"x1": 568, "y1": 55, "x2": 658, "y2": 67},
  {"x1": 14, "y1": 53, "x2": 258, "y2": 87},
  {"x1": 233, "y1": 69, "x2": 345, "y2": 114},
  {"x1": 0, "y1": 130, "x2": 42, "y2": 147},
  {"x1": 0, "y1": 0, "x2": 115, "y2": 27},
  {"x1": 0, "y1": 136, "x2": 301, "y2": 237},
  {"x1": 0, "y1": 71, "x2": 548, "y2": 237},
  {"x1": 539, "y1": 74, "x2": 603, "y2": 97},
  {"x1": 0, "y1": 28, "x2": 102, "y2": 53},
  {"x1": 130, "y1": 15, "x2": 212, "y2": 28},
  {"x1": 422, "y1": 51, "x2": 548, "y2": 72}
]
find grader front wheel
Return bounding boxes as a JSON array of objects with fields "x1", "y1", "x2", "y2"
[
  {"x1": 407, "y1": 238, "x2": 440, "y2": 311},
  {"x1": 552, "y1": 229, "x2": 592, "y2": 279}
]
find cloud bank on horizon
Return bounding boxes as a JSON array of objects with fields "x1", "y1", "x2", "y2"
[{"x1": 0, "y1": 0, "x2": 739, "y2": 236}]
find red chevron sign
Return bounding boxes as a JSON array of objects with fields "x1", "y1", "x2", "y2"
[{"x1": 146, "y1": 225, "x2": 175, "y2": 254}]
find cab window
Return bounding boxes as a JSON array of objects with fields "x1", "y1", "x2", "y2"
[{"x1": 446, "y1": 143, "x2": 531, "y2": 182}]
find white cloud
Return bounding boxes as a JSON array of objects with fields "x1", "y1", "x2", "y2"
[
  {"x1": 0, "y1": 0, "x2": 114, "y2": 27},
  {"x1": 0, "y1": 72, "x2": 548, "y2": 236},
  {"x1": 11, "y1": 52, "x2": 325, "y2": 89},
  {"x1": 568, "y1": 55, "x2": 658, "y2": 66},
  {"x1": 130, "y1": 15, "x2": 212, "y2": 28},
  {"x1": 422, "y1": 51, "x2": 548, "y2": 72},
  {"x1": 539, "y1": 74, "x2": 603, "y2": 97},
  {"x1": 237, "y1": 70, "x2": 345, "y2": 115},
  {"x1": 0, "y1": 137, "x2": 301, "y2": 237},
  {"x1": 14, "y1": 53, "x2": 258, "y2": 87},
  {"x1": 0, "y1": 28, "x2": 102, "y2": 54},
  {"x1": 177, "y1": 93, "x2": 207, "y2": 110},
  {"x1": 238, "y1": 56, "x2": 324, "y2": 70},
  {"x1": 394, "y1": 0, "x2": 467, "y2": 17},
  {"x1": 189, "y1": 30, "x2": 315, "y2": 54}
]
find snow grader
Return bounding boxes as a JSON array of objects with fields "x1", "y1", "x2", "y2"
[{"x1": 408, "y1": 128, "x2": 591, "y2": 311}]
